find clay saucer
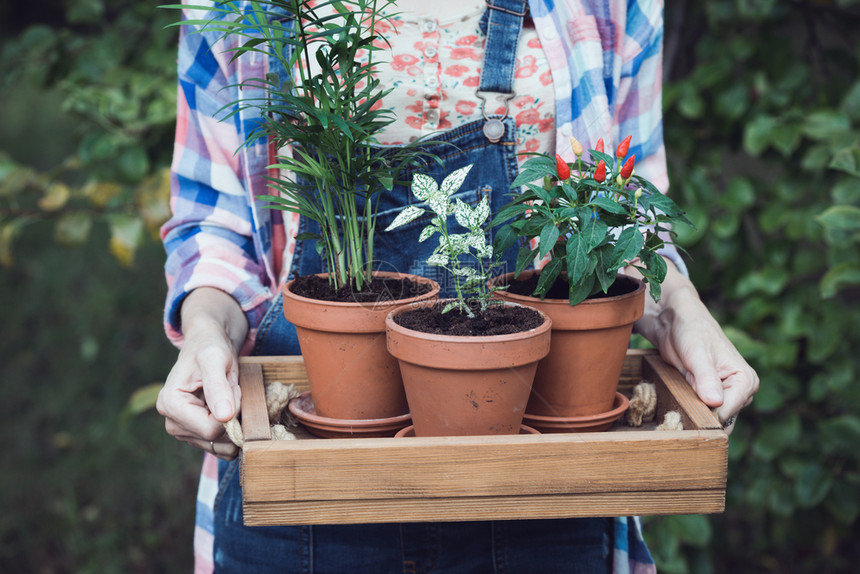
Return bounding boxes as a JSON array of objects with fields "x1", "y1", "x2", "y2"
[
  {"x1": 522, "y1": 392, "x2": 630, "y2": 433},
  {"x1": 288, "y1": 392, "x2": 411, "y2": 439},
  {"x1": 394, "y1": 424, "x2": 540, "y2": 438}
]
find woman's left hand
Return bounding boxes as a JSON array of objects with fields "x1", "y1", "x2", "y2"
[{"x1": 626, "y1": 260, "x2": 759, "y2": 434}]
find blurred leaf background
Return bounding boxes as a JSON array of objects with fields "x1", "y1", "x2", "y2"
[{"x1": 1, "y1": 0, "x2": 859, "y2": 572}]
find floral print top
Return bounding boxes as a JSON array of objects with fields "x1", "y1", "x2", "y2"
[{"x1": 371, "y1": 4, "x2": 557, "y2": 162}]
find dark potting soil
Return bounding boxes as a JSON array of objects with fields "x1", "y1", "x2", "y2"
[
  {"x1": 291, "y1": 274, "x2": 433, "y2": 303},
  {"x1": 504, "y1": 274, "x2": 638, "y2": 300},
  {"x1": 394, "y1": 301, "x2": 544, "y2": 336}
]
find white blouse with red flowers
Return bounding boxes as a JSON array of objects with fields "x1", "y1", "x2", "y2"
[{"x1": 371, "y1": 2, "x2": 557, "y2": 161}]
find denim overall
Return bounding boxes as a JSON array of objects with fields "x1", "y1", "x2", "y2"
[{"x1": 213, "y1": 2, "x2": 611, "y2": 571}]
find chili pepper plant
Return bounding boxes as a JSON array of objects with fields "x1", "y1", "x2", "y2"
[{"x1": 493, "y1": 136, "x2": 695, "y2": 304}]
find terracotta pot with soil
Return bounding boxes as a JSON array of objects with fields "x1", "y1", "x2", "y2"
[
  {"x1": 491, "y1": 270, "x2": 645, "y2": 427},
  {"x1": 283, "y1": 271, "x2": 439, "y2": 421},
  {"x1": 385, "y1": 300, "x2": 552, "y2": 437}
]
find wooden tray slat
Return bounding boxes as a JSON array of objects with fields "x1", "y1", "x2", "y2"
[
  {"x1": 238, "y1": 363, "x2": 271, "y2": 441},
  {"x1": 242, "y1": 430, "x2": 726, "y2": 503},
  {"x1": 244, "y1": 490, "x2": 728, "y2": 526},
  {"x1": 237, "y1": 351, "x2": 728, "y2": 525},
  {"x1": 644, "y1": 355, "x2": 722, "y2": 430}
]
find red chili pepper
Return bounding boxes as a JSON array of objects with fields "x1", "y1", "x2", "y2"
[
  {"x1": 616, "y1": 135, "x2": 632, "y2": 159},
  {"x1": 594, "y1": 138, "x2": 604, "y2": 153},
  {"x1": 594, "y1": 160, "x2": 606, "y2": 183},
  {"x1": 620, "y1": 154, "x2": 635, "y2": 179},
  {"x1": 555, "y1": 154, "x2": 570, "y2": 180}
]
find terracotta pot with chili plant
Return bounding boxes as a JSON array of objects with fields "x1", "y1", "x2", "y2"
[{"x1": 489, "y1": 136, "x2": 694, "y2": 430}]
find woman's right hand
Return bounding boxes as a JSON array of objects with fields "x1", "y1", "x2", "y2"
[{"x1": 157, "y1": 288, "x2": 249, "y2": 460}]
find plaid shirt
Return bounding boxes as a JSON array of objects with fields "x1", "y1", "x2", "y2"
[{"x1": 165, "y1": 2, "x2": 664, "y2": 572}]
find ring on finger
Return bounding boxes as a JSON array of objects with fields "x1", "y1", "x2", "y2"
[
  {"x1": 723, "y1": 415, "x2": 736, "y2": 429},
  {"x1": 209, "y1": 440, "x2": 216, "y2": 453}
]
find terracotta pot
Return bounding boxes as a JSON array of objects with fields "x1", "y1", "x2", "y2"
[
  {"x1": 283, "y1": 271, "x2": 440, "y2": 420},
  {"x1": 385, "y1": 300, "x2": 552, "y2": 437},
  {"x1": 491, "y1": 271, "x2": 645, "y2": 418}
]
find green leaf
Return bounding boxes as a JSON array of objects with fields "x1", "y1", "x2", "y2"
[
  {"x1": 644, "y1": 250, "x2": 668, "y2": 284},
  {"x1": 715, "y1": 83, "x2": 749, "y2": 120},
  {"x1": 767, "y1": 480, "x2": 797, "y2": 518},
  {"x1": 593, "y1": 245, "x2": 616, "y2": 292},
  {"x1": 54, "y1": 213, "x2": 93, "y2": 246},
  {"x1": 820, "y1": 262, "x2": 860, "y2": 298},
  {"x1": 743, "y1": 115, "x2": 778, "y2": 156},
  {"x1": 678, "y1": 88, "x2": 705, "y2": 119},
  {"x1": 417, "y1": 225, "x2": 436, "y2": 243},
  {"x1": 794, "y1": 463, "x2": 833, "y2": 509},
  {"x1": 734, "y1": 267, "x2": 790, "y2": 297},
  {"x1": 453, "y1": 199, "x2": 473, "y2": 230},
  {"x1": 772, "y1": 122, "x2": 802, "y2": 156},
  {"x1": 817, "y1": 415, "x2": 860, "y2": 457},
  {"x1": 124, "y1": 382, "x2": 163, "y2": 416},
  {"x1": 825, "y1": 480, "x2": 860, "y2": 524},
  {"x1": 665, "y1": 515, "x2": 712, "y2": 548},
  {"x1": 535, "y1": 258, "x2": 563, "y2": 296},
  {"x1": 440, "y1": 164, "x2": 472, "y2": 196},
  {"x1": 565, "y1": 233, "x2": 589, "y2": 284},
  {"x1": 580, "y1": 216, "x2": 608, "y2": 251},
  {"x1": 490, "y1": 201, "x2": 532, "y2": 226},
  {"x1": 648, "y1": 192, "x2": 685, "y2": 219},
  {"x1": 411, "y1": 173, "x2": 438, "y2": 201},
  {"x1": 514, "y1": 246, "x2": 537, "y2": 277},
  {"x1": 0, "y1": 220, "x2": 23, "y2": 266},
  {"x1": 802, "y1": 110, "x2": 852, "y2": 141},
  {"x1": 568, "y1": 273, "x2": 596, "y2": 305},
  {"x1": 492, "y1": 224, "x2": 518, "y2": 255},
  {"x1": 828, "y1": 146, "x2": 860, "y2": 177},
  {"x1": 108, "y1": 215, "x2": 144, "y2": 267},
  {"x1": 841, "y1": 79, "x2": 860, "y2": 120},
  {"x1": 816, "y1": 205, "x2": 860, "y2": 232},
  {"x1": 751, "y1": 413, "x2": 801, "y2": 461},
  {"x1": 589, "y1": 195, "x2": 629, "y2": 215},
  {"x1": 538, "y1": 222, "x2": 560, "y2": 259},
  {"x1": 589, "y1": 149, "x2": 615, "y2": 167},
  {"x1": 117, "y1": 146, "x2": 150, "y2": 182},
  {"x1": 722, "y1": 178, "x2": 756, "y2": 209},
  {"x1": 67, "y1": 0, "x2": 105, "y2": 25},
  {"x1": 612, "y1": 227, "x2": 644, "y2": 267}
]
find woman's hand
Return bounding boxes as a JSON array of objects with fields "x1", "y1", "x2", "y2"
[
  {"x1": 157, "y1": 288, "x2": 249, "y2": 459},
  {"x1": 626, "y1": 260, "x2": 759, "y2": 434}
]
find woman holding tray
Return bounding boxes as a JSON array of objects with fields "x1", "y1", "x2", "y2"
[{"x1": 157, "y1": 0, "x2": 759, "y2": 572}]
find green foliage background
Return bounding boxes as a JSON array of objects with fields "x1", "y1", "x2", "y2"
[{"x1": 1, "y1": 0, "x2": 859, "y2": 571}]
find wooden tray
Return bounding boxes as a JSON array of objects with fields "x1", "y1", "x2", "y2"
[{"x1": 237, "y1": 349, "x2": 727, "y2": 526}]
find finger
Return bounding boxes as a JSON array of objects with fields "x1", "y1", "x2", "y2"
[
  {"x1": 681, "y1": 346, "x2": 725, "y2": 407},
  {"x1": 184, "y1": 435, "x2": 240, "y2": 461},
  {"x1": 198, "y1": 347, "x2": 240, "y2": 422},
  {"x1": 164, "y1": 410, "x2": 226, "y2": 443},
  {"x1": 712, "y1": 366, "x2": 758, "y2": 421}
]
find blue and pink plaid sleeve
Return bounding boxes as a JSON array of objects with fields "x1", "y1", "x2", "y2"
[{"x1": 161, "y1": 4, "x2": 278, "y2": 353}]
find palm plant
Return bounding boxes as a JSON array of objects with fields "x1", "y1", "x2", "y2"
[{"x1": 176, "y1": 0, "x2": 428, "y2": 290}]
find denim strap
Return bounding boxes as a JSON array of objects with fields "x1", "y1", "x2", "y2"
[
  {"x1": 477, "y1": 0, "x2": 529, "y2": 94},
  {"x1": 477, "y1": 0, "x2": 528, "y2": 141}
]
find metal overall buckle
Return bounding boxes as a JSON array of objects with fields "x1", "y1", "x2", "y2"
[
  {"x1": 476, "y1": 90, "x2": 516, "y2": 143},
  {"x1": 484, "y1": 0, "x2": 529, "y2": 17}
]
